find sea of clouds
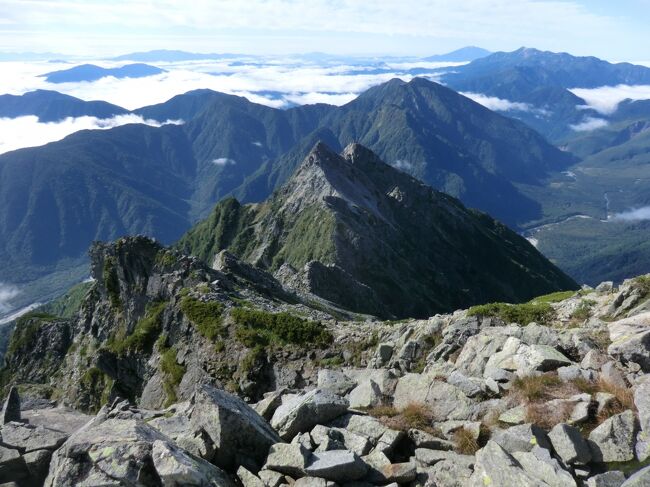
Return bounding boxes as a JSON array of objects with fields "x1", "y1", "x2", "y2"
[{"x1": 0, "y1": 283, "x2": 19, "y2": 314}]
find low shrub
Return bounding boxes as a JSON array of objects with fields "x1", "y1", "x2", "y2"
[
  {"x1": 108, "y1": 301, "x2": 166, "y2": 354},
  {"x1": 529, "y1": 290, "x2": 576, "y2": 304},
  {"x1": 453, "y1": 427, "x2": 480, "y2": 455},
  {"x1": 160, "y1": 347, "x2": 185, "y2": 407},
  {"x1": 467, "y1": 302, "x2": 555, "y2": 325},
  {"x1": 180, "y1": 297, "x2": 225, "y2": 340},
  {"x1": 232, "y1": 308, "x2": 332, "y2": 348}
]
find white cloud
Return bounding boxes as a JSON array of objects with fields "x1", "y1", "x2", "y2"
[
  {"x1": 570, "y1": 85, "x2": 650, "y2": 115},
  {"x1": 460, "y1": 92, "x2": 535, "y2": 112},
  {"x1": 212, "y1": 157, "x2": 236, "y2": 166},
  {"x1": 0, "y1": 114, "x2": 183, "y2": 154},
  {"x1": 393, "y1": 160, "x2": 413, "y2": 171},
  {"x1": 611, "y1": 206, "x2": 650, "y2": 221},
  {"x1": 252, "y1": 141, "x2": 263, "y2": 147},
  {"x1": 0, "y1": 283, "x2": 19, "y2": 313},
  {"x1": 569, "y1": 116, "x2": 609, "y2": 132},
  {"x1": 283, "y1": 92, "x2": 358, "y2": 106}
]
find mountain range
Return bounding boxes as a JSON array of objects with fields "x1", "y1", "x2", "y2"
[
  {"x1": 39, "y1": 63, "x2": 165, "y2": 83},
  {"x1": 0, "y1": 79, "x2": 573, "y2": 313}
]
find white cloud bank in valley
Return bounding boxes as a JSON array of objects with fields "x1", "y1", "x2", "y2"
[
  {"x1": 570, "y1": 116, "x2": 609, "y2": 132},
  {"x1": 460, "y1": 92, "x2": 536, "y2": 112},
  {"x1": 611, "y1": 206, "x2": 650, "y2": 221},
  {"x1": 0, "y1": 283, "x2": 19, "y2": 314},
  {"x1": 0, "y1": 114, "x2": 183, "y2": 154},
  {"x1": 570, "y1": 85, "x2": 650, "y2": 114}
]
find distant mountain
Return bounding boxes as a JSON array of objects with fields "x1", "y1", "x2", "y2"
[
  {"x1": 235, "y1": 78, "x2": 576, "y2": 227},
  {"x1": 178, "y1": 143, "x2": 576, "y2": 318},
  {"x1": 112, "y1": 50, "x2": 238, "y2": 62},
  {"x1": 0, "y1": 90, "x2": 128, "y2": 122},
  {"x1": 423, "y1": 46, "x2": 491, "y2": 62},
  {"x1": 439, "y1": 48, "x2": 650, "y2": 141},
  {"x1": 40, "y1": 63, "x2": 165, "y2": 83},
  {"x1": 0, "y1": 80, "x2": 575, "y2": 314}
]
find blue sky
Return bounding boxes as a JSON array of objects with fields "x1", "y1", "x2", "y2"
[{"x1": 0, "y1": 0, "x2": 648, "y2": 60}]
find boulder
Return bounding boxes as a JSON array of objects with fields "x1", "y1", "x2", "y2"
[
  {"x1": 374, "y1": 428, "x2": 405, "y2": 456},
  {"x1": 304, "y1": 450, "x2": 367, "y2": 482},
  {"x1": 1, "y1": 387, "x2": 20, "y2": 424},
  {"x1": 635, "y1": 378, "x2": 650, "y2": 433},
  {"x1": 364, "y1": 450, "x2": 416, "y2": 483},
  {"x1": 498, "y1": 405, "x2": 527, "y2": 425},
  {"x1": 408, "y1": 429, "x2": 454, "y2": 451},
  {"x1": 548, "y1": 423, "x2": 591, "y2": 465},
  {"x1": 348, "y1": 379, "x2": 382, "y2": 409},
  {"x1": 446, "y1": 371, "x2": 484, "y2": 398},
  {"x1": 190, "y1": 384, "x2": 281, "y2": 469},
  {"x1": 468, "y1": 440, "x2": 548, "y2": 487},
  {"x1": 586, "y1": 471, "x2": 626, "y2": 487},
  {"x1": 588, "y1": 410, "x2": 637, "y2": 462},
  {"x1": 622, "y1": 465, "x2": 650, "y2": 486},
  {"x1": 393, "y1": 375, "x2": 474, "y2": 420},
  {"x1": 271, "y1": 389, "x2": 348, "y2": 440},
  {"x1": 414, "y1": 448, "x2": 474, "y2": 468},
  {"x1": 491, "y1": 424, "x2": 551, "y2": 454},
  {"x1": 264, "y1": 443, "x2": 311, "y2": 478},
  {"x1": 44, "y1": 418, "x2": 232, "y2": 486},
  {"x1": 512, "y1": 446, "x2": 576, "y2": 487},
  {"x1": 328, "y1": 414, "x2": 388, "y2": 442},
  {"x1": 317, "y1": 370, "x2": 356, "y2": 396},
  {"x1": 237, "y1": 466, "x2": 265, "y2": 487},
  {"x1": 417, "y1": 459, "x2": 473, "y2": 487},
  {"x1": 601, "y1": 362, "x2": 628, "y2": 388},
  {"x1": 607, "y1": 312, "x2": 650, "y2": 371},
  {"x1": 258, "y1": 469, "x2": 285, "y2": 487},
  {"x1": 0, "y1": 446, "x2": 28, "y2": 484},
  {"x1": 0, "y1": 422, "x2": 68, "y2": 453},
  {"x1": 151, "y1": 439, "x2": 234, "y2": 486}
]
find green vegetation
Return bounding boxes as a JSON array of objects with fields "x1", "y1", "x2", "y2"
[
  {"x1": 633, "y1": 275, "x2": 650, "y2": 298},
  {"x1": 81, "y1": 367, "x2": 113, "y2": 412},
  {"x1": 155, "y1": 250, "x2": 178, "y2": 267},
  {"x1": 6, "y1": 312, "x2": 57, "y2": 357},
  {"x1": 346, "y1": 331, "x2": 379, "y2": 367},
  {"x1": 467, "y1": 301, "x2": 555, "y2": 325},
  {"x1": 180, "y1": 297, "x2": 225, "y2": 340},
  {"x1": 571, "y1": 299, "x2": 596, "y2": 320},
  {"x1": 103, "y1": 256, "x2": 121, "y2": 309},
  {"x1": 239, "y1": 345, "x2": 265, "y2": 377},
  {"x1": 232, "y1": 307, "x2": 332, "y2": 348},
  {"x1": 529, "y1": 290, "x2": 575, "y2": 304},
  {"x1": 40, "y1": 281, "x2": 93, "y2": 318},
  {"x1": 108, "y1": 301, "x2": 166, "y2": 354},
  {"x1": 160, "y1": 347, "x2": 185, "y2": 406}
]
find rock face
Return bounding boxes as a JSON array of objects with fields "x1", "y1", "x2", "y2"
[
  {"x1": 177, "y1": 142, "x2": 576, "y2": 318},
  {"x1": 1, "y1": 387, "x2": 20, "y2": 424}
]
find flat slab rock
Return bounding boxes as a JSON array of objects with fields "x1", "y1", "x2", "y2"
[
  {"x1": 0, "y1": 422, "x2": 68, "y2": 453},
  {"x1": 304, "y1": 450, "x2": 367, "y2": 482}
]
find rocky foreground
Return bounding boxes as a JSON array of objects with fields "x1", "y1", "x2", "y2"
[{"x1": 1, "y1": 271, "x2": 650, "y2": 485}]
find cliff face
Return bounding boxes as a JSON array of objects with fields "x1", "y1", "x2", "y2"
[{"x1": 178, "y1": 142, "x2": 577, "y2": 319}]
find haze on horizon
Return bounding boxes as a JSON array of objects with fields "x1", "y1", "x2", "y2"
[{"x1": 0, "y1": 0, "x2": 649, "y2": 62}]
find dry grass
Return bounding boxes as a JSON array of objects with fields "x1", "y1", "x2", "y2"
[
  {"x1": 453, "y1": 427, "x2": 480, "y2": 454},
  {"x1": 370, "y1": 402, "x2": 440, "y2": 435},
  {"x1": 508, "y1": 372, "x2": 637, "y2": 431}
]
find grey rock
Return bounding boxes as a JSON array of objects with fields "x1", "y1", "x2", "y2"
[
  {"x1": 393, "y1": 375, "x2": 474, "y2": 420},
  {"x1": 190, "y1": 384, "x2": 281, "y2": 469},
  {"x1": 587, "y1": 471, "x2": 626, "y2": 487},
  {"x1": 601, "y1": 362, "x2": 628, "y2": 388},
  {"x1": 264, "y1": 443, "x2": 311, "y2": 478},
  {"x1": 595, "y1": 392, "x2": 617, "y2": 416},
  {"x1": 588, "y1": 410, "x2": 637, "y2": 462},
  {"x1": 558, "y1": 365, "x2": 583, "y2": 382},
  {"x1": 293, "y1": 432, "x2": 315, "y2": 451},
  {"x1": 151, "y1": 439, "x2": 234, "y2": 486},
  {"x1": 0, "y1": 446, "x2": 27, "y2": 484},
  {"x1": 364, "y1": 450, "x2": 416, "y2": 483},
  {"x1": 304, "y1": 450, "x2": 367, "y2": 482},
  {"x1": 23, "y1": 449, "x2": 51, "y2": 484},
  {"x1": 635, "y1": 378, "x2": 650, "y2": 433},
  {"x1": 327, "y1": 414, "x2": 388, "y2": 442},
  {"x1": 512, "y1": 446, "x2": 576, "y2": 487},
  {"x1": 408, "y1": 429, "x2": 454, "y2": 451},
  {"x1": 271, "y1": 388, "x2": 349, "y2": 440},
  {"x1": 348, "y1": 380, "x2": 382, "y2": 409},
  {"x1": 498, "y1": 405, "x2": 527, "y2": 425},
  {"x1": 376, "y1": 342, "x2": 394, "y2": 365},
  {"x1": 0, "y1": 421, "x2": 67, "y2": 452},
  {"x1": 237, "y1": 466, "x2": 265, "y2": 487},
  {"x1": 1, "y1": 387, "x2": 20, "y2": 424},
  {"x1": 596, "y1": 281, "x2": 614, "y2": 293},
  {"x1": 317, "y1": 370, "x2": 356, "y2": 396},
  {"x1": 548, "y1": 423, "x2": 591, "y2": 464},
  {"x1": 293, "y1": 477, "x2": 337, "y2": 487},
  {"x1": 417, "y1": 459, "x2": 473, "y2": 487},
  {"x1": 255, "y1": 389, "x2": 287, "y2": 421},
  {"x1": 447, "y1": 370, "x2": 484, "y2": 398},
  {"x1": 622, "y1": 465, "x2": 650, "y2": 486},
  {"x1": 258, "y1": 469, "x2": 285, "y2": 487},
  {"x1": 374, "y1": 428, "x2": 404, "y2": 456},
  {"x1": 468, "y1": 440, "x2": 547, "y2": 487},
  {"x1": 414, "y1": 448, "x2": 474, "y2": 468},
  {"x1": 491, "y1": 423, "x2": 551, "y2": 454},
  {"x1": 607, "y1": 313, "x2": 650, "y2": 372},
  {"x1": 637, "y1": 430, "x2": 650, "y2": 462},
  {"x1": 581, "y1": 350, "x2": 608, "y2": 370}
]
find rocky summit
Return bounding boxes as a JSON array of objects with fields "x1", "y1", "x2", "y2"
[
  {"x1": 177, "y1": 142, "x2": 576, "y2": 319},
  {"x1": 1, "y1": 220, "x2": 650, "y2": 484}
]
